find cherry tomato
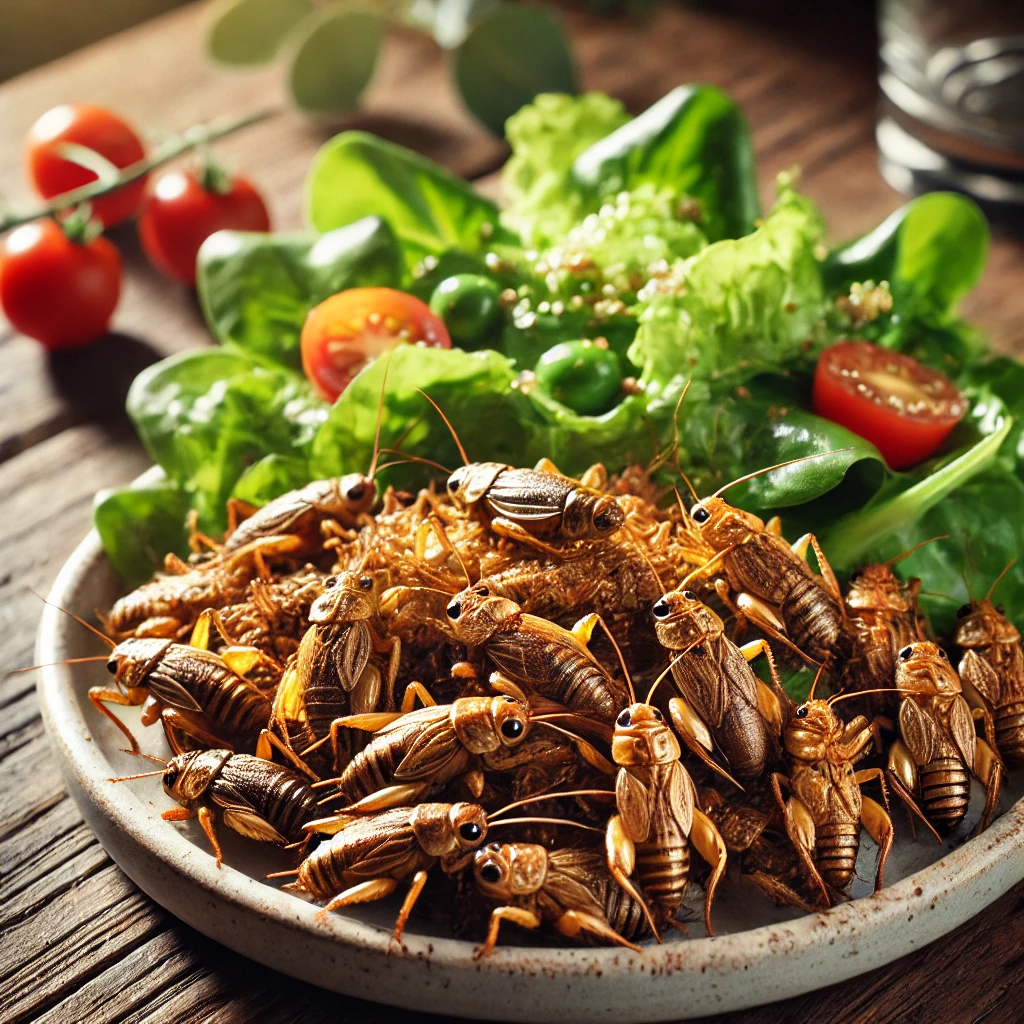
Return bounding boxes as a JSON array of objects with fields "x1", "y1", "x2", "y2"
[
  {"x1": 812, "y1": 340, "x2": 966, "y2": 470},
  {"x1": 301, "y1": 288, "x2": 451, "y2": 402},
  {"x1": 0, "y1": 219, "x2": 121, "y2": 349},
  {"x1": 25, "y1": 104, "x2": 147, "y2": 228},
  {"x1": 138, "y1": 169, "x2": 270, "y2": 285}
]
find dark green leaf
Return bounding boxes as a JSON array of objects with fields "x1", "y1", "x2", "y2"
[
  {"x1": 306, "y1": 132, "x2": 513, "y2": 269},
  {"x1": 288, "y1": 6, "x2": 384, "y2": 113},
  {"x1": 197, "y1": 217, "x2": 402, "y2": 370},
  {"x1": 207, "y1": 0, "x2": 313, "y2": 66},
  {"x1": 571, "y1": 84, "x2": 760, "y2": 241},
  {"x1": 453, "y1": 6, "x2": 577, "y2": 136},
  {"x1": 94, "y1": 483, "x2": 191, "y2": 587},
  {"x1": 824, "y1": 192, "x2": 989, "y2": 316}
]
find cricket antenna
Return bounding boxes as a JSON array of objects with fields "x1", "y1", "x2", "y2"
[
  {"x1": 592, "y1": 616, "x2": 636, "y2": 705},
  {"x1": 646, "y1": 649, "x2": 690, "y2": 705},
  {"x1": 376, "y1": 452, "x2": 453, "y2": 475},
  {"x1": 488, "y1": 817, "x2": 603, "y2": 833},
  {"x1": 8, "y1": 655, "x2": 110, "y2": 676},
  {"x1": 31, "y1": 590, "x2": 115, "y2": 649},
  {"x1": 109, "y1": 768, "x2": 166, "y2": 783},
  {"x1": 884, "y1": 536, "x2": 948, "y2": 567},
  {"x1": 827, "y1": 688, "x2": 900, "y2": 707},
  {"x1": 416, "y1": 389, "x2": 470, "y2": 467},
  {"x1": 489, "y1": 789, "x2": 615, "y2": 819},
  {"x1": 711, "y1": 449, "x2": 854, "y2": 500},
  {"x1": 366, "y1": 353, "x2": 393, "y2": 482},
  {"x1": 987, "y1": 559, "x2": 1017, "y2": 602},
  {"x1": 806, "y1": 661, "x2": 828, "y2": 701}
]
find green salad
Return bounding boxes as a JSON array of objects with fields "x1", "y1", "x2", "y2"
[{"x1": 96, "y1": 84, "x2": 1024, "y2": 642}]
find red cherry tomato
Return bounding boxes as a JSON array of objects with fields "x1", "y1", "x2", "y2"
[
  {"x1": 25, "y1": 104, "x2": 147, "y2": 228},
  {"x1": 812, "y1": 340, "x2": 966, "y2": 470},
  {"x1": 0, "y1": 219, "x2": 121, "y2": 350},
  {"x1": 138, "y1": 169, "x2": 270, "y2": 285},
  {"x1": 301, "y1": 288, "x2": 452, "y2": 402}
]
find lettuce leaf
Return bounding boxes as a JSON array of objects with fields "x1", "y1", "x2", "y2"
[
  {"x1": 501, "y1": 91, "x2": 630, "y2": 246},
  {"x1": 630, "y1": 182, "x2": 828, "y2": 391}
]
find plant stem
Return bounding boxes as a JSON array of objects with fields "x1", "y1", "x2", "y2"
[{"x1": 0, "y1": 107, "x2": 277, "y2": 233}]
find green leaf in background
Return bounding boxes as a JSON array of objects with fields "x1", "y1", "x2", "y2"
[
  {"x1": 94, "y1": 482, "x2": 191, "y2": 587},
  {"x1": 307, "y1": 133, "x2": 512, "y2": 269},
  {"x1": 127, "y1": 349, "x2": 328, "y2": 532},
  {"x1": 571, "y1": 84, "x2": 760, "y2": 242},
  {"x1": 207, "y1": 0, "x2": 312, "y2": 66},
  {"x1": 821, "y1": 394, "x2": 1011, "y2": 568},
  {"x1": 824, "y1": 192, "x2": 989, "y2": 318},
  {"x1": 501, "y1": 91, "x2": 629, "y2": 245},
  {"x1": 232, "y1": 453, "x2": 312, "y2": 505},
  {"x1": 288, "y1": 6, "x2": 384, "y2": 114},
  {"x1": 453, "y1": 6, "x2": 577, "y2": 136},
  {"x1": 197, "y1": 216, "x2": 402, "y2": 370}
]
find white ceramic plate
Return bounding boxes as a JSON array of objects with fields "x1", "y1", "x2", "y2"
[{"x1": 38, "y1": 527, "x2": 1024, "y2": 1023}]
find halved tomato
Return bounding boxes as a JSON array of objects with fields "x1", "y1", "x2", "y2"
[
  {"x1": 812, "y1": 340, "x2": 966, "y2": 470},
  {"x1": 300, "y1": 287, "x2": 451, "y2": 402}
]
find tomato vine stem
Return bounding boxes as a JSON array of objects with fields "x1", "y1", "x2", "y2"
[{"x1": 0, "y1": 107, "x2": 276, "y2": 233}]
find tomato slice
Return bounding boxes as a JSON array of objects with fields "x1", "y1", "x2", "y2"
[
  {"x1": 300, "y1": 287, "x2": 451, "y2": 402},
  {"x1": 812, "y1": 340, "x2": 966, "y2": 470}
]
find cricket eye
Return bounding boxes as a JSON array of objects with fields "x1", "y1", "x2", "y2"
[
  {"x1": 617, "y1": 709, "x2": 631, "y2": 728},
  {"x1": 501, "y1": 719, "x2": 524, "y2": 740},
  {"x1": 898, "y1": 646, "x2": 913, "y2": 662},
  {"x1": 682, "y1": 590, "x2": 697, "y2": 601},
  {"x1": 938, "y1": 648, "x2": 948, "y2": 660},
  {"x1": 652, "y1": 709, "x2": 663, "y2": 722},
  {"x1": 446, "y1": 601, "x2": 462, "y2": 620},
  {"x1": 652, "y1": 597, "x2": 671, "y2": 619},
  {"x1": 162, "y1": 767, "x2": 179, "y2": 788},
  {"x1": 957, "y1": 604, "x2": 972, "y2": 619},
  {"x1": 997, "y1": 605, "x2": 1006, "y2": 615},
  {"x1": 795, "y1": 705, "x2": 808, "y2": 719},
  {"x1": 692, "y1": 505, "x2": 711, "y2": 525},
  {"x1": 460, "y1": 822, "x2": 483, "y2": 842},
  {"x1": 479, "y1": 862, "x2": 502, "y2": 883},
  {"x1": 346, "y1": 482, "x2": 366, "y2": 502},
  {"x1": 358, "y1": 575, "x2": 374, "y2": 591},
  {"x1": 106, "y1": 658, "x2": 118, "y2": 674}
]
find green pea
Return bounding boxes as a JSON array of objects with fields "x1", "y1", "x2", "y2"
[
  {"x1": 534, "y1": 340, "x2": 624, "y2": 416},
  {"x1": 429, "y1": 274, "x2": 502, "y2": 347}
]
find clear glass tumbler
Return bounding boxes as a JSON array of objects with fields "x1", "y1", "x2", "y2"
[{"x1": 877, "y1": 0, "x2": 1024, "y2": 216}]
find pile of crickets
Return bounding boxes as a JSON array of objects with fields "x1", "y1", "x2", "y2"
[{"x1": 93, "y1": 418, "x2": 1019, "y2": 956}]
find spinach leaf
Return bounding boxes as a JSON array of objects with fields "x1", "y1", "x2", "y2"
[
  {"x1": 821, "y1": 393, "x2": 1011, "y2": 568},
  {"x1": 824, "y1": 192, "x2": 989, "y2": 317},
  {"x1": 94, "y1": 482, "x2": 191, "y2": 587},
  {"x1": 571, "y1": 84, "x2": 760, "y2": 242},
  {"x1": 127, "y1": 349, "x2": 327, "y2": 532},
  {"x1": 197, "y1": 217, "x2": 402, "y2": 370},
  {"x1": 851, "y1": 469, "x2": 1024, "y2": 640},
  {"x1": 306, "y1": 132, "x2": 514, "y2": 269}
]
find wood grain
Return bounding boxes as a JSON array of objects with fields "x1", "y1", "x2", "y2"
[{"x1": 0, "y1": 2, "x2": 1022, "y2": 1023}]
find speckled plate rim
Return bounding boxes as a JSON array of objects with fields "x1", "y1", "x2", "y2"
[{"x1": 37, "y1": 525, "x2": 1024, "y2": 1023}]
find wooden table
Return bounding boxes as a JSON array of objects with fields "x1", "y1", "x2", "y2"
[{"x1": 2, "y1": 3, "x2": 1022, "y2": 1022}]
